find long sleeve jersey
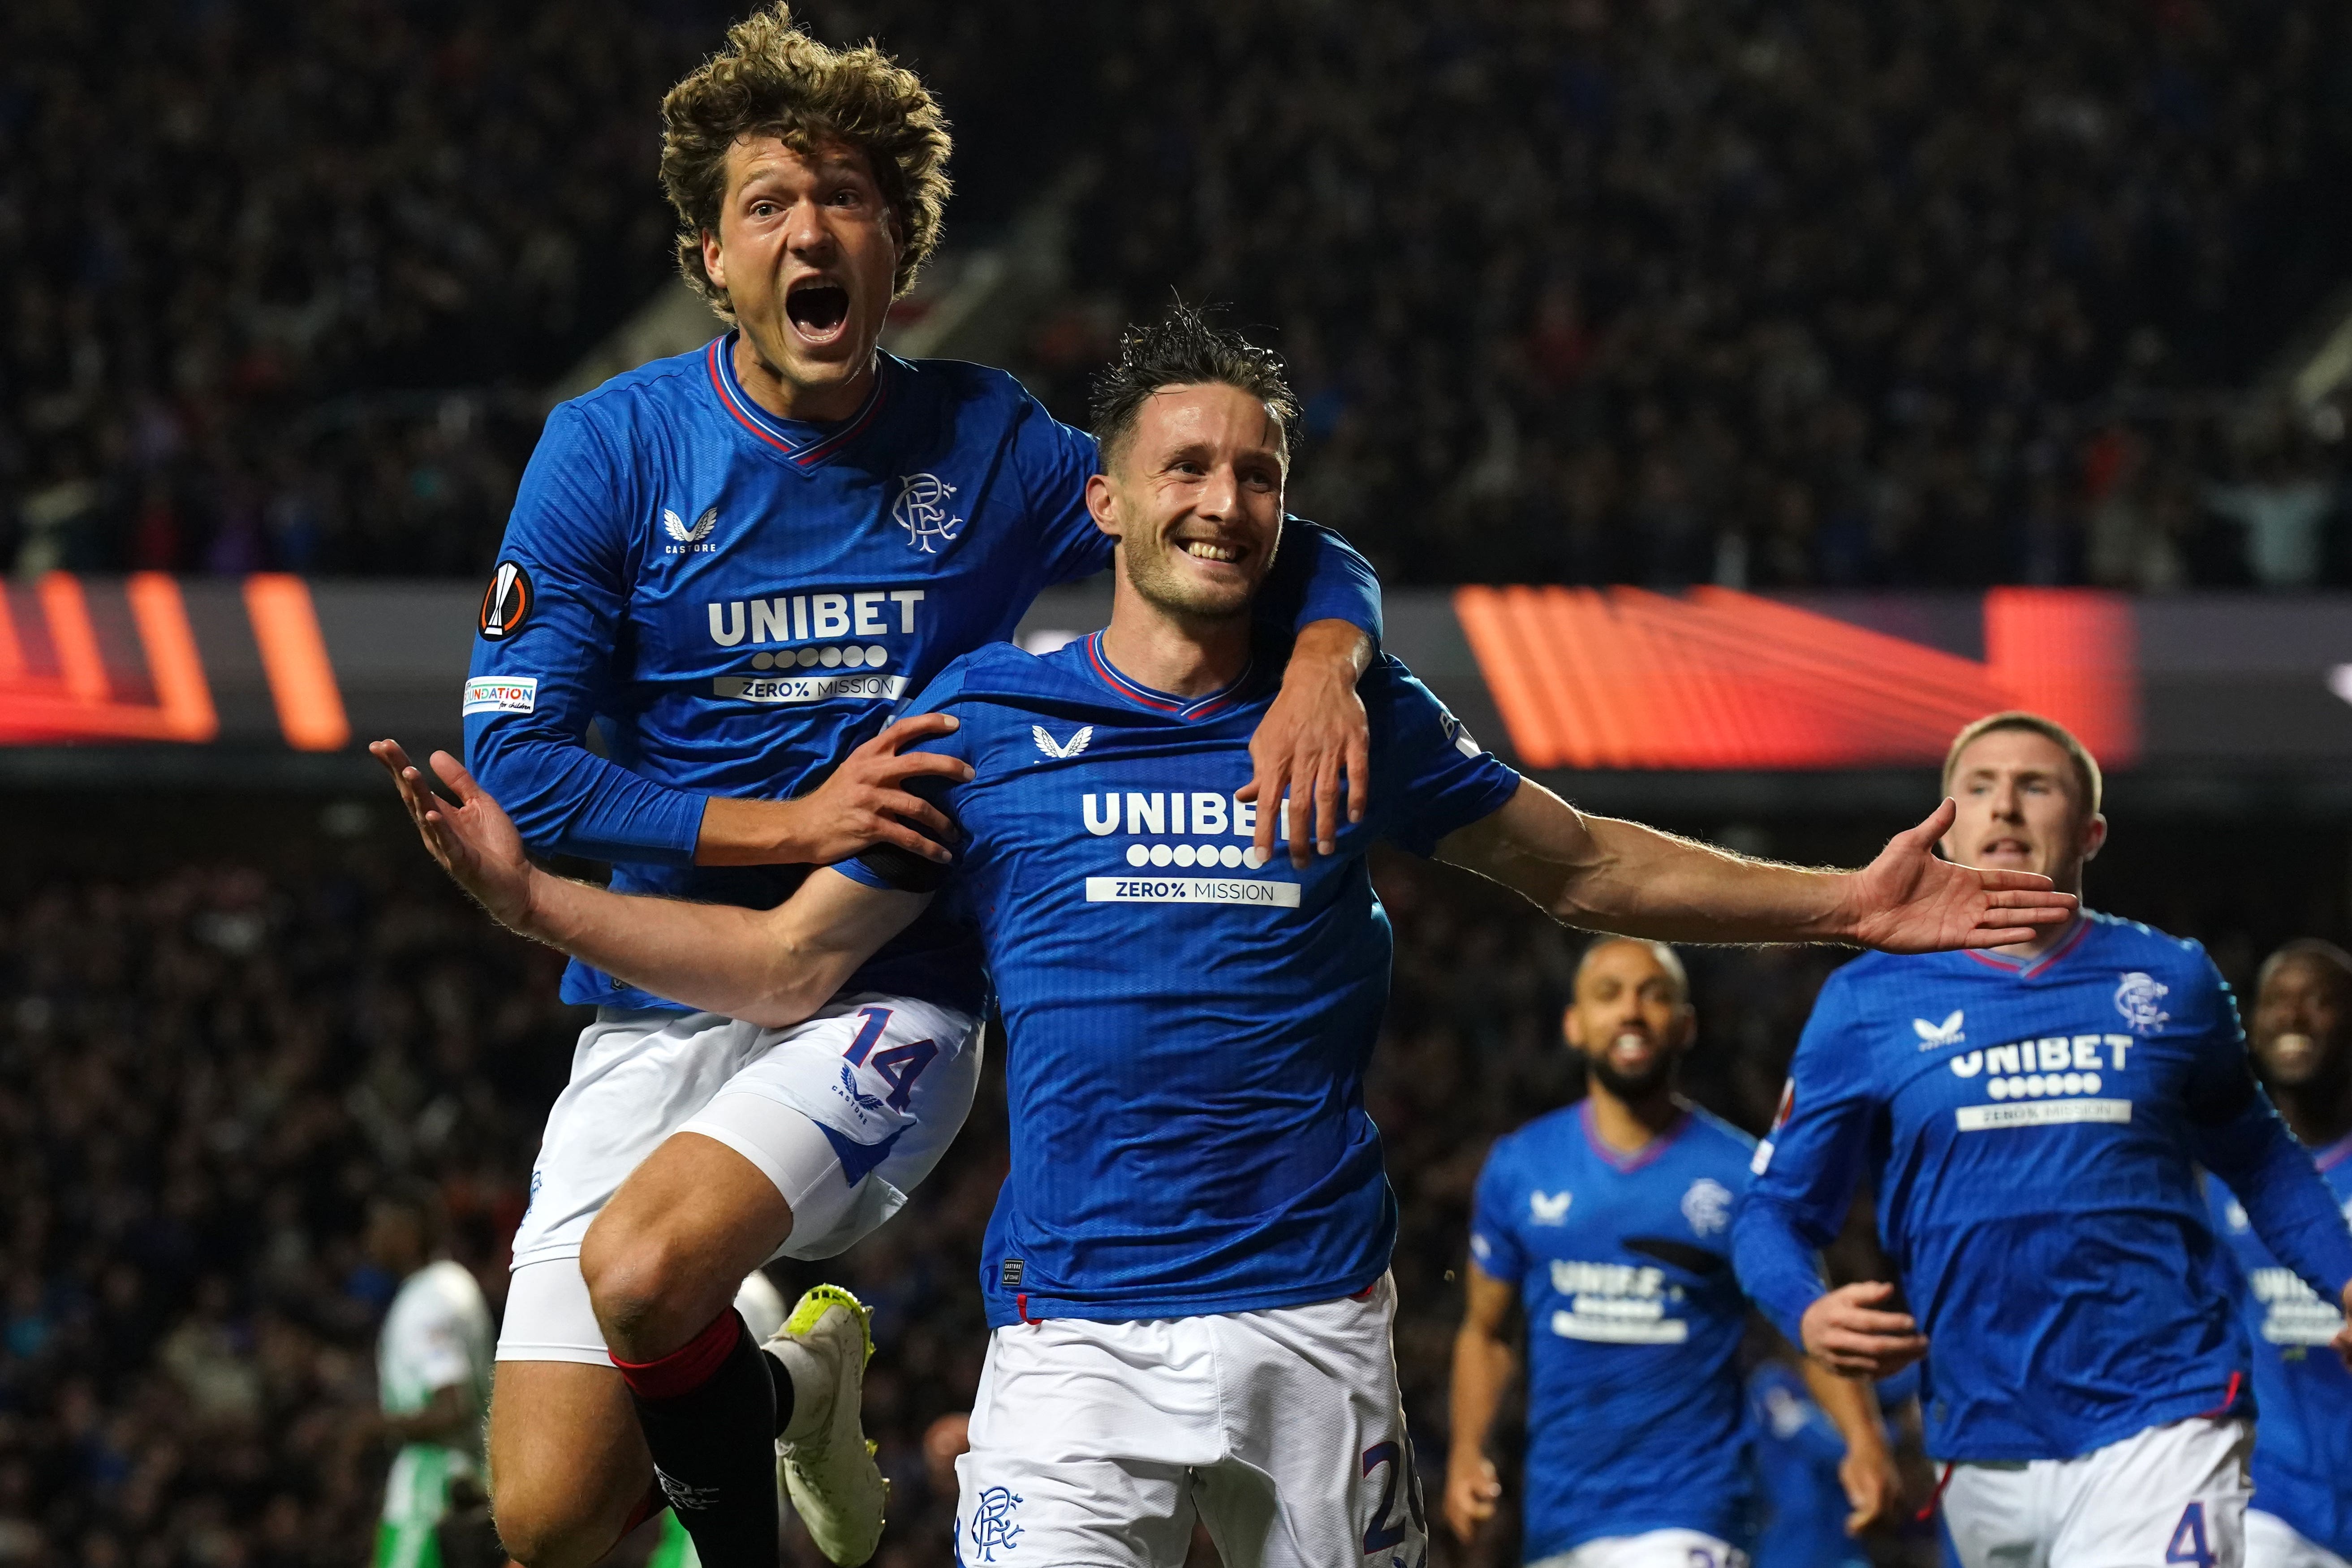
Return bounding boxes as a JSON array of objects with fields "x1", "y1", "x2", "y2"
[
  {"x1": 463, "y1": 336, "x2": 1382, "y2": 1011},
  {"x1": 1732, "y1": 913, "x2": 2352, "y2": 1461}
]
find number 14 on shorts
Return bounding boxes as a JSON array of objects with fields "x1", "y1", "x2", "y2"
[{"x1": 842, "y1": 1005, "x2": 937, "y2": 1113}]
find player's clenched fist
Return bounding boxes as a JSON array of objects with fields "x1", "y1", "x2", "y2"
[
  {"x1": 695, "y1": 712, "x2": 976, "y2": 868},
  {"x1": 370, "y1": 740, "x2": 538, "y2": 930},
  {"x1": 1443, "y1": 1452, "x2": 1503, "y2": 1544}
]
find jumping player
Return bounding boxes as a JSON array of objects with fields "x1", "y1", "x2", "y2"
[
  {"x1": 458, "y1": 12, "x2": 1383, "y2": 1567},
  {"x1": 1447, "y1": 938, "x2": 1899, "y2": 1568},
  {"x1": 2207, "y1": 941, "x2": 2352, "y2": 1568},
  {"x1": 1734, "y1": 714, "x2": 2352, "y2": 1568},
  {"x1": 382, "y1": 308, "x2": 2075, "y2": 1568}
]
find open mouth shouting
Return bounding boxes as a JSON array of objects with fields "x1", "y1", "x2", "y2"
[{"x1": 785, "y1": 275, "x2": 853, "y2": 346}]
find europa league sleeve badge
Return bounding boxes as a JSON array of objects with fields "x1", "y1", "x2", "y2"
[{"x1": 478, "y1": 561, "x2": 534, "y2": 640}]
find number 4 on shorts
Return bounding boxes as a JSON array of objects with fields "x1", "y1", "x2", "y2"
[{"x1": 2165, "y1": 1503, "x2": 2214, "y2": 1568}]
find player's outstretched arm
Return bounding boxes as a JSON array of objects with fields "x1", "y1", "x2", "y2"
[
  {"x1": 1434, "y1": 780, "x2": 2075, "y2": 950},
  {"x1": 1443, "y1": 1265, "x2": 1516, "y2": 1545},
  {"x1": 370, "y1": 741, "x2": 927, "y2": 1026}
]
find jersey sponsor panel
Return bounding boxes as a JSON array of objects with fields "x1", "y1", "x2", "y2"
[{"x1": 834, "y1": 638, "x2": 1520, "y2": 1327}]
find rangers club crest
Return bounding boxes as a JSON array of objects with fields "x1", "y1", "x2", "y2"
[
  {"x1": 2113, "y1": 971, "x2": 2171, "y2": 1035},
  {"x1": 894, "y1": 473, "x2": 965, "y2": 553}
]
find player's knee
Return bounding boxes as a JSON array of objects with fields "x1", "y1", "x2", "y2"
[
  {"x1": 488, "y1": 1474, "x2": 615, "y2": 1568},
  {"x1": 579, "y1": 1215, "x2": 701, "y2": 1353}
]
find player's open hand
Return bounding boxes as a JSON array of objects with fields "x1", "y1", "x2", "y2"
[
  {"x1": 1839, "y1": 799, "x2": 2077, "y2": 952},
  {"x1": 369, "y1": 740, "x2": 538, "y2": 930},
  {"x1": 1802, "y1": 1282, "x2": 1929, "y2": 1378},
  {"x1": 702, "y1": 712, "x2": 974, "y2": 869},
  {"x1": 1838, "y1": 1441, "x2": 1904, "y2": 1536},
  {"x1": 1241, "y1": 622, "x2": 1371, "y2": 868},
  {"x1": 1442, "y1": 1452, "x2": 1502, "y2": 1544}
]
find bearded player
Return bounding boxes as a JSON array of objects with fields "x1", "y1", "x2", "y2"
[
  {"x1": 1448, "y1": 939, "x2": 1898, "y2": 1568},
  {"x1": 458, "y1": 12, "x2": 1383, "y2": 1568},
  {"x1": 2207, "y1": 941, "x2": 2352, "y2": 1568},
  {"x1": 1735, "y1": 714, "x2": 2352, "y2": 1568},
  {"x1": 385, "y1": 307, "x2": 2075, "y2": 1568}
]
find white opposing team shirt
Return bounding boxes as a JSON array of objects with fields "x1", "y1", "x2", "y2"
[{"x1": 379, "y1": 1260, "x2": 494, "y2": 1460}]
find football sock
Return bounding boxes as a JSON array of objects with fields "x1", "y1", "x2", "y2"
[{"x1": 614, "y1": 1310, "x2": 779, "y2": 1568}]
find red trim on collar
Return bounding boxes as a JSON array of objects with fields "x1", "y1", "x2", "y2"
[
  {"x1": 1082, "y1": 632, "x2": 1250, "y2": 720},
  {"x1": 1578, "y1": 1098, "x2": 1689, "y2": 1173},
  {"x1": 1961, "y1": 915, "x2": 2093, "y2": 979},
  {"x1": 705, "y1": 336, "x2": 887, "y2": 468}
]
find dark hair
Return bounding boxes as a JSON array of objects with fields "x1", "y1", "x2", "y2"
[
  {"x1": 1942, "y1": 711, "x2": 2103, "y2": 817},
  {"x1": 1089, "y1": 302, "x2": 1300, "y2": 465},
  {"x1": 660, "y1": 5, "x2": 952, "y2": 312},
  {"x1": 2257, "y1": 938, "x2": 2352, "y2": 1000}
]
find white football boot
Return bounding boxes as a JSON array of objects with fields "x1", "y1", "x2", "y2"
[{"x1": 766, "y1": 1284, "x2": 887, "y2": 1566}]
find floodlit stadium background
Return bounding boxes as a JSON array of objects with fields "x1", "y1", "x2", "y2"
[{"x1": 7, "y1": 2, "x2": 2352, "y2": 1564}]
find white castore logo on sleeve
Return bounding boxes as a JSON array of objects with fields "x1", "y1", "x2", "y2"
[{"x1": 1529, "y1": 1191, "x2": 1572, "y2": 1226}]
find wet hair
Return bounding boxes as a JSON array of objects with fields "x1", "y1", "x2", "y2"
[
  {"x1": 1942, "y1": 711, "x2": 2103, "y2": 817},
  {"x1": 2257, "y1": 938, "x2": 2352, "y2": 1003},
  {"x1": 1089, "y1": 302, "x2": 1300, "y2": 467},
  {"x1": 660, "y1": 5, "x2": 952, "y2": 312},
  {"x1": 1572, "y1": 938, "x2": 1690, "y2": 1004}
]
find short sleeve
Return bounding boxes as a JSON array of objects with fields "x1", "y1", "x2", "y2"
[
  {"x1": 834, "y1": 661, "x2": 980, "y2": 894},
  {"x1": 1469, "y1": 1141, "x2": 1528, "y2": 1285},
  {"x1": 1366, "y1": 657, "x2": 1523, "y2": 857}
]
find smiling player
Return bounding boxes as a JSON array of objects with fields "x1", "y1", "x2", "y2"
[
  {"x1": 2207, "y1": 941, "x2": 2352, "y2": 1568},
  {"x1": 1447, "y1": 939, "x2": 1900, "y2": 1568},
  {"x1": 1735, "y1": 714, "x2": 2352, "y2": 1568},
  {"x1": 459, "y1": 11, "x2": 1386, "y2": 1568},
  {"x1": 385, "y1": 308, "x2": 2076, "y2": 1568}
]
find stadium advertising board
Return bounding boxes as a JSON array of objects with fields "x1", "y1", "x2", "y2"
[{"x1": 4, "y1": 575, "x2": 2351, "y2": 780}]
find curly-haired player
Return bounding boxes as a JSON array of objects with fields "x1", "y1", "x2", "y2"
[{"x1": 458, "y1": 11, "x2": 1386, "y2": 1567}]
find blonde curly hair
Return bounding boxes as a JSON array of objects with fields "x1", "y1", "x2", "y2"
[{"x1": 660, "y1": 6, "x2": 952, "y2": 313}]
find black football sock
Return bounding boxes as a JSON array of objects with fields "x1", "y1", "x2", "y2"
[{"x1": 613, "y1": 1310, "x2": 779, "y2": 1568}]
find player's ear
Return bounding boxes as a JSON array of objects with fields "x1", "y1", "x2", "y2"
[
  {"x1": 1560, "y1": 1004, "x2": 1584, "y2": 1051},
  {"x1": 2081, "y1": 812, "x2": 2108, "y2": 864},
  {"x1": 702, "y1": 228, "x2": 728, "y2": 293},
  {"x1": 1085, "y1": 470, "x2": 1121, "y2": 542}
]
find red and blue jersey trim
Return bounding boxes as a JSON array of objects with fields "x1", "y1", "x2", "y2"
[
  {"x1": 2316, "y1": 1129, "x2": 2352, "y2": 1174},
  {"x1": 1578, "y1": 1098, "x2": 1692, "y2": 1173},
  {"x1": 1082, "y1": 631, "x2": 1255, "y2": 721},
  {"x1": 1962, "y1": 911, "x2": 2094, "y2": 979},
  {"x1": 705, "y1": 332, "x2": 888, "y2": 470}
]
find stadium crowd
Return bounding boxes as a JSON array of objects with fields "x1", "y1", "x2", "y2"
[
  {"x1": 1038, "y1": 0, "x2": 2352, "y2": 590},
  {"x1": 0, "y1": 808, "x2": 2333, "y2": 1567},
  {"x1": 10, "y1": 0, "x2": 2352, "y2": 587}
]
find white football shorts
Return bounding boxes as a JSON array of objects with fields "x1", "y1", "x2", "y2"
[
  {"x1": 952, "y1": 1274, "x2": 1426, "y2": 1568},
  {"x1": 1528, "y1": 1530, "x2": 1748, "y2": 1568},
  {"x1": 1938, "y1": 1415, "x2": 2252, "y2": 1568},
  {"x1": 495, "y1": 995, "x2": 980, "y2": 1365},
  {"x1": 2248, "y1": 1509, "x2": 2352, "y2": 1568}
]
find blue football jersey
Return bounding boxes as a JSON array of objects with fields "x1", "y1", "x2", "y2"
[
  {"x1": 834, "y1": 636, "x2": 1521, "y2": 1326},
  {"x1": 464, "y1": 333, "x2": 1381, "y2": 1011},
  {"x1": 2206, "y1": 1137, "x2": 2352, "y2": 1556},
  {"x1": 1469, "y1": 1102, "x2": 1758, "y2": 1558},
  {"x1": 1736, "y1": 914, "x2": 2352, "y2": 1463}
]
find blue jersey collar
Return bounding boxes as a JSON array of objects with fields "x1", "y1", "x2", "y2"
[
  {"x1": 1577, "y1": 1097, "x2": 1691, "y2": 1173},
  {"x1": 706, "y1": 332, "x2": 889, "y2": 471},
  {"x1": 1959, "y1": 912, "x2": 2093, "y2": 980},
  {"x1": 1082, "y1": 631, "x2": 1257, "y2": 721}
]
